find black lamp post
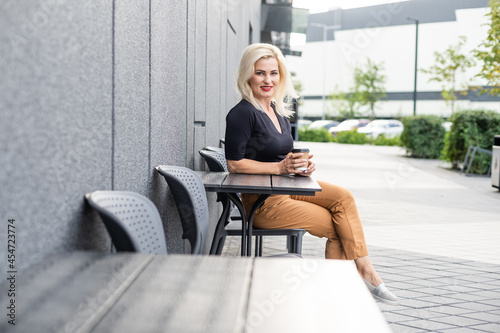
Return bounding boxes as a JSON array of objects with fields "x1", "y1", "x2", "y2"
[{"x1": 407, "y1": 17, "x2": 419, "y2": 116}]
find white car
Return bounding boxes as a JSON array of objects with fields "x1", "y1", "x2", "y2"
[
  {"x1": 357, "y1": 119, "x2": 404, "y2": 139},
  {"x1": 328, "y1": 119, "x2": 369, "y2": 136},
  {"x1": 308, "y1": 120, "x2": 339, "y2": 131}
]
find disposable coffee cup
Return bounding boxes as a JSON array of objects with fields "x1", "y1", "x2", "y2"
[{"x1": 291, "y1": 148, "x2": 309, "y2": 171}]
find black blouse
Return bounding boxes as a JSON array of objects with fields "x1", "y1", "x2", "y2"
[{"x1": 224, "y1": 99, "x2": 293, "y2": 162}]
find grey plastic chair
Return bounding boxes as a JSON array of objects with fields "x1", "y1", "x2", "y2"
[
  {"x1": 199, "y1": 149, "x2": 306, "y2": 256},
  {"x1": 85, "y1": 191, "x2": 167, "y2": 254},
  {"x1": 155, "y1": 165, "x2": 210, "y2": 255},
  {"x1": 199, "y1": 148, "x2": 228, "y2": 172}
]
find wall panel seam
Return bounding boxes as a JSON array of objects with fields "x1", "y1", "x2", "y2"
[
  {"x1": 205, "y1": 2, "x2": 208, "y2": 123},
  {"x1": 148, "y1": 0, "x2": 152, "y2": 182},
  {"x1": 111, "y1": 0, "x2": 116, "y2": 190},
  {"x1": 186, "y1": 0, "x2": 189, "y2": 166}
]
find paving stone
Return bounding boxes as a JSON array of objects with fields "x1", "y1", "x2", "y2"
[
  {"x1": 424, "y1": 269, "x2": 466, "y2": 277},
  {"x1": 446, "y1": 267, "x2": 496, "y2": 276},
  {"x1": 487, "y1": 309, "x2": 500, "y2": 315},
  {"x1": 383, "y1": 311, "x2": 420, "y2": 323},
  {"x1": 396, "y1": 289, "x2": 435, "y2": 299},
  {"x1": 431, "y1": 257, "x2": 470, "y2": 264},
  {"x1": 384, "y1": 253, "x2": 426, "y2": 260},
  {"x1": 397, "y1": 271, "x2": 446, "y2": 280},
  {"x1": 415, "y1": 296, "x2": 465, "y2": 306},
  {"x1": 453, "y1": 302, "x2": 500, "y2": 312},
  {"x1": 441, "y1": 327, "x2": 485, "y2": 332},
  {"x1": 468, "y1": 290, "x2": 500, "y2": 299},
  {"x1": 460, "y1": 311, "x2": 500, "y2": 323},
  {"x1": 405, "y1": 278, "x2": 453, "y2": 288},
  {"x1": 467, "y1": 281, "x2": 500, "y2": 291},
  {"x1": 479, "y1": 273, "x2": 500, "y2": 282},
  {"x1": 447, "y1": 292, "x2": 492, "y2": 302},
  {"x1": 415, "y1": 287, "x2": 459, "y2": 296},
  {"x1": 469, "y1": 322, "x2": 500, "y2": 332},
  {"x1": 381, "y1": 266, "x2": 424, "y2": 274},
  {"x1": 388, "y1": 323, "x2": 425, "y2": 333},
  {"x1": 394, "y1": 298, "x2": 442, "y2": 309},
  {"x1": 453, "y1": 274, "x2": 500, "y2": 284},
  {"x1": 478, "y1": 299, "x2": 500, "y2": 307},
  {"x1": 479, "y1": 266, "x2": 500, "y2": 273},
  {"x1": 376, "y1": 268, "x2": 405, "y2": 278},
  {"x1": 384, "y1": 280, "x2": 421, "y2": 290},
  {"x1": 425, "y1": 305, "x2": 477, "y2": 316},
  {"x1": 432, "y1": 315, "x2": 487, "y2": 327},
  {"x1": 391, "y1": 308, "x2": 459, "y2": 319},
  {"x1": 437, "y1": 284, "x2": 485, "y2": 293},
  {"x1": 402, "y1": 318, "x2": 457, "y2": 331},
  {"x1": 461, "y1": 261, "x2": 500, "y2": 269}
]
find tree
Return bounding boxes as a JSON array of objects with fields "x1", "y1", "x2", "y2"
[
  {"x1": 353, "y1": 58, "x2": 386, "y2": 119},
  {"x1": 473, "y1": 0, "x2": 500, "y2": 96},
  {"x1": 328, "y1": 87, "x2": 363, "y2": 119},
  {"x1": 421, "y1": 36, "x2": 475, "y2": 113}
]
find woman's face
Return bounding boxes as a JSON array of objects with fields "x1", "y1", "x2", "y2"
[{"x1": 249, "y1": 57, "x2": 280, "y2": 105}]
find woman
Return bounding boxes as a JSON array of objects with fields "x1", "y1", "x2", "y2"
[{"x1": 224, "y1": 43, "x2": 399, "y2": 305}]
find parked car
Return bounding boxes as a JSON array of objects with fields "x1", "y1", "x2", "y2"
[
  {"x1": 357, "y1": 119, "x2": 404, "y2": 139},
  {"x1": 308, "y1": 120, "x2": 340, "y2": 131},
  {"x1": 296, "y1": 119, "x2": 312, "y2": 129},
  {"x1": 328, "y1": 119, "x2": 370, "y2": 136}
]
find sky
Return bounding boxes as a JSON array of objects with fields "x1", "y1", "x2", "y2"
[{"x1": 292, "y1": 0, "x2": 410, "y2": 13}]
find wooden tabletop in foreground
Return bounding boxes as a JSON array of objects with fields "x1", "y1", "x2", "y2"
[{"x1": 1, "y1": 252, "x2": 390, "y2": 333}]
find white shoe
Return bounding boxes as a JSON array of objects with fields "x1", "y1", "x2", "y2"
[{"x1": 364, "y1": 280, "x2": 400, "y2": 305}]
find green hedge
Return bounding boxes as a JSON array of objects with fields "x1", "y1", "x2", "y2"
[
  {"x1": 298, "y1": 128, "x2": 333, "y2": 142},
  {"x1": 442, "y1": 109, "x2": 500, "y2": 174},
  {"x1": 400, "y1": 115, "x2": 446, "y2": 158},
  {"x1": 334, "y1": 130, "x2": 369, "y2": 144},
  {"x1": 373, "y1": 134, "x2": 401, "y2": 146}
]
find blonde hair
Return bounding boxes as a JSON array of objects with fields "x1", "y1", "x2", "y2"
[{"x1": 236, "y1": 43, "x2": 297, "y2": 117}]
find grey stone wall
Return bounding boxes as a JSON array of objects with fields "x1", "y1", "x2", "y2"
[{"x1": 0, "y1": 0, "x2": 261, "y2": 278}]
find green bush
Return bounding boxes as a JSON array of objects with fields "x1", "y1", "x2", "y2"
[
  {"x1": 298, "y1": 127, "x2": 333, "y2": 142},
  {"x1": 400, "y1": 115, "x2": 445, "y2": 158},
  {"x1": 334, "y1": 130, "x2": 369, "y2": 144},
  {"x1": 373, "y1": 134, "x2": 401, "y2": 146},
  {"x1": 442, "y1": 109, "x2": 500, "y2": 174}
]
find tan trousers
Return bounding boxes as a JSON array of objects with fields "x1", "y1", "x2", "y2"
[{"x1": 241, "y1": 180, "x2": 369, "y2": 260}]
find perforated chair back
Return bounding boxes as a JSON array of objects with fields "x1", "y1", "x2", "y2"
[
  {"x1": 155, "y1": 165, "x2": 210, "y2": 255},
  {"x1": 85, "y1": 191, "x2": 167, "y2": 254},
  {"x1": 199, "y1": 149, "x2": 228, "y2": 172},
  {"x1": 203, "y1": 146, "x2": 225, "y2": 154}
]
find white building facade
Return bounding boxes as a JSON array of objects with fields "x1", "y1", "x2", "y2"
[{"x1": 287, "y1": 0, "x2": 500, "y2": 120}]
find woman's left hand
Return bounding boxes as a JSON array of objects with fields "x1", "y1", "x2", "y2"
[{"x1": 296, "y1": 154, "x2": 315, "y2": 177}]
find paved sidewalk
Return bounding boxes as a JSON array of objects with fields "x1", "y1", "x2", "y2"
[{"x1": 222, "y1": 142, "x2": 500, "y2": 333}]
